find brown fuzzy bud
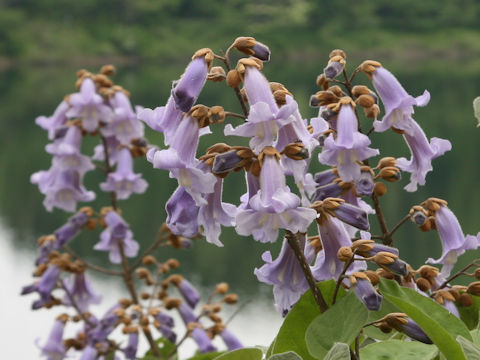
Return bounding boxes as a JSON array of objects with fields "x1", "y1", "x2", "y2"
[
  {"x1": 94, "y1": 74, "x2": 113, "y2": 88},
  {"x1": 140, "y1": 292, "x2": 151, "y2": 300},
  {"x1": 474, "y1": 268, "x2": 480, "y2": 280},
  {"x1": 207, "y1": 66, "x2": 226, "y2": 82},
  {"x1": 329, "y1": 49, "x2": 347, "y2": 60},
  {"x1": 142, "y1": 255, "x2": 157, "y2": 266},
  {"x1": 164, "y1": 298, "x2": 182, "y2": 309},
  {"x1": 352, "y1": 85, "x2": 371, "y2": 97},
  {"x1": 223, "y1": 294, "x2": 238, "y2": 304},
  {"x1": 316, "y1": 74, "x2": 329, "y2": 90},
  {"x1": 34, "y1": 263, "x2": 48, "y2": 277},
  {"x1": 166, "y1": 259, "x2": 180, "y2": 269},
  {"x1": 364, "y1": 104, "x2": 380, "y2": 119},
  {"x1": 416, "y1": 277, "x2": 431, "y2": 292},
  {"x1": 377, "y1": 268, "x2": 395, "y2": 280},
  {"x1": 76, "y1": 69, "x2": 88, "y2": 78},
  {"x1": 283, "y1": 143, "x2": 309, "y2": 160},
  {"x1": 378, "y1": 322, "x2": 393, "y2": 333},
  {"x1": 459, "y1": 293, "x2": 474, "y2": 307},
  {"x1": 337, "y1": 246, "x2": 353, "y2": 262},
  {"x1": 192, "y1": 48, "x2": 214, "y2": 68},
  {"x1": 211, "y1": 304, "x2": 222, "y2": 313},
  {"x1": 374, "y1": 182, "x2": 387, "y2": 196},
  {"x1": 118, "y1": 298, "x2": 132, "y2": 308},
  {"x1": 226, "y1": 70, "x2": 242, "y2": 88},
  {"x1": 418, "y1": 265, "x2": 439, "y2": 280},
  {"x1": 100, "y1": 64, "x2": 116, "y2": 76},
  {"x1": 356, "y1": 94, "x2": 375, "y2": 108},
  {"x1": 365, "y1": 270, "x2": 380, "y2": 285},
  {"x1": 467, "y1": 281, "x2": 480, "y2": 296},
  {"x1": 208, "y1": 106, "x2": 225, "y2": 124},
  {"x1": 377, "y1": 157, "x2": 396, "y2": 169},
  {"x1": 216, "y1": 282, "x2": 229, "y2": 294},
  {"x1": 351, "y1": 239, "x2": 375, "y2": 255},
  {"x1": 377, "y1": 166, "x2": 401, "y2": 182},
  {"x1": 328, "y1": 86, "x2": 343, "y2": 98},
  {"x1": 209, "y1": 313, "x2": 222, "y2": 323},
  {"x1": 310, "y1": 91, "x2": 339, "y2": 107},
  {"x1": 374, "y1": 252, "x2": 398, "y2": 266},
  {"x1": 359, "y1": 60, "x2": 382, "y2": 76},
  {"x1": 136, "y1": 268, "x2": 150, "y2": 279}
]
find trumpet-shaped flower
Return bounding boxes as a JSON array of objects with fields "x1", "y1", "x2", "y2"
[
  {"x1": 63, "y1": 273, "x2": 102, "y2": 312},
  {"x1": 35, "y1": 100, "x2": 70, "y2": 140},
  {"x1": 166, "y1": 186, "x2": 200, "y2": 237}
]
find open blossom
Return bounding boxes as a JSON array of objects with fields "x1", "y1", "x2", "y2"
[
  {"x1": 37, "y1": 318, "x2": 67, "y2": 360},
  {"x1": 94, "y1": 210, "x2": 139, "y2": 264},
  {"x1": 100, "y1": 147, "x2": 148, "y2": 200},
  {"x1": 35, "y1": 100, "x2": 70, "y2": 140},
  {"x1": 166, "y1": 186, "x2": 200, "y2": 237},
  {"x1": 370, "y1": 66, "x2": 430, "y2": 136},
  {"x1": 63, "y1": 273, "x2": 102, "y2": 312},
  {"x1": 102, "y1": 91, "x2": 144, "y2": 145},
  {"x1": 235, "y1": 151, "x2": 317, "y2": 243},
  {"x1": 396, "y1": 120, "x2": 451, "y2": 192},
  {"x1": 318, "y1": 101, "x2": 379, "y2": 182},
  {"x1": 427, "y1": 203, "x2": 480, "y2": 276},
  {"x1": 66, "y1": 77, "x2": 112, "y2": 132},
  {"x1": 254, "y1": 236, "x2": 310, "y2": 316}
]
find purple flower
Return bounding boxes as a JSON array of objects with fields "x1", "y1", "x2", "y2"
[
  {"x1": 220, "y1": 328, "x2": 243, "y2": 351},
  {"x1": 354, "y1": 169, "x2": 375, "y2": 196},
  {"x1": 331, "y1": 201, "x2": 370, "y2": 231},
  {"x1": 172, "y1": 56, "x2": 209, "y2": 112},
  {"x1": 191, "y1": 327, "x2": 217, "y2": 353},
  {"x1": 197, "y1": 176, "x2": 237, "y2": 247},
  {"x1": 22, "y1": 265, "x2": 61, "y2": 309},
  {"x1": 235, "y1": 152, "x2": 317, "y2": 243},
  {"x1": 371, "y1": 66, "x2": 430, "y2": 136},
  {"x1": 79, "y1": 346, "x2": 97, "y2": 360},
  {"x1": 94, "y1": 211, "x2": 139, "y2": 264},
  {"x1": 37, "y1": 318, "x2": 67, "y2": 360},
  {"x1": 88, "y1": 305, "x2": 121, "y2": 342},
  {"x1": 166, "y1": 186, "x2": 200, "y2": 237},
  {"x1": 351, "y1": 277, "x2": 382, "y2": 311},
  {"x1": 36, "y1": 169, "x2": 95, "y2": 212},
  {"x1": 102, "y1": 91, "x2": 144, "y2": 145},
  {"x1": 254, "y1": 237, "x2": 309, "y2": 315},
  {"x1": 427, "y1": 204, "x2": 480, "y2": 276},
  {"x1": 318, "y1": 102, "x2": 379, "y2": 182},
  {"x1": 92, "y1": 136, "x2": 121, "y2": 165},
  {"x1": 100, "y1": 147, "x2": 148, "y2": 199},
  {"x1": 396, "y1": 318, "x2": 432, "y2": 344},
  {"x1": 177, "y1": 278, "x2": 200, "y2": 308},
  {"x1": 239, "y1": 171, "x2": 260, "y2": 210},
  {"x1": 123, "y1": 331, "x2": 139, "y2": 360},
  {"x1": 67, "y1": 78, "x2": 112, "y2": 132},
  {"x1": 63, "y1": 273, "x2": 102, "y2": 312},
  {"x1": 396, "y1": 120, "x2": 451, "y2": 192},
  {"x1": 36, "y1": 100, "x2": 70, "y2": 140},
  {"x1": 178, "y1": 302, "x2": 197, "y2": 325}
]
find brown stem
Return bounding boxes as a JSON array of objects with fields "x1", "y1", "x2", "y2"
[
  {"x1": 225, "y1": 111, "x2": 247, "y2": 120},
  {"x1": 435, "y1": 260, "x2": 480, "y2": 290},
  {"x1": 332, "y1": 255, "x2": 356, "y2": 305},
  {"x1": 388, "y1": 214, "x2": 410, "y2": 238},
  {"x1": 355, "y1": 333, "x2": 361, "y2": 359},
  {"x1": 60, "y1": 281, "x2": 96, "y2": 327},
  {"x1": 64, "y1": 246, "x2": 123, "y2": 276},
  {"x1": 371, "y1": 192, "x2": 391, "y2": 245},
  {"x1": 221, "y1": 46, "x2": 249, "y2": 117},
  {"x1": 285, "y1": 231, "x2": 329, "y2": 312}
]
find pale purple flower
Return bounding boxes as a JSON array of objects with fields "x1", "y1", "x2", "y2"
[
  {"x1": 351, "y1": 277, "x2": 382, "y2": 311},
  {"x1": 239, "y1": 171, "x2": 260, "y2": 210},
  {"x1": 102, "y1": 91, "x2": 144, "y2": 145},
  {"x1": 38, "y1": 169, "x2": 95, "y2": 212},
  {"x1": 79, "y1": 346, "x2": 97, "y2": 360},
  {"x1": 220, "y1": 328, "x2": 243, "y2": 350},
  {"x1": 94, "y1": 211, "x2": 139, "y2": 264},
  {"x1": 123, "y1": 332, "x2": 139, "y2": 360},
  {"x1": 197, "y1": 176, "x2": 236, "y2": 247},
  {"x1": 63, "y1": 273, "x2": 102, "y2": 311},
  {"x1": 88, "y1": 305, "x2": 121, "y2": 343},
  {"x1": 340, "y1": 190, "x2": 374, "y2": 238},
  {"x1": 254, "y1": 237, "x2": 310, "y2": 316},
  {"x1": 318, "y1": 103, "x2": 379, "y2": 182},
  {"x1": 37, "y1": 319, "x2": 66, "y2": 360},
  {"x1": 137, "y1": 105, "x2": 164, "y2": 132},
  {"x1": 22, "y1": 265, "x2": 61, "y2": 309},
  {"x1": 92, "y1": 136, "x2": 121, "y2": 165},
  {"x1": 178, "y1": 302, "x2": 197, "y2": 325},
  {"x1": 165, "y1": 186, "x2": 200, "y2": 237},
  {"x1": 235, "y1": 154, "x2": 317, "y2": 243},
  {"x1": 172, "y1": 56, "x2": 209, "y2": 112},
  {"x1": 155, "y1": 311, "x2": 174, "y2": 328},
  {"x1": 371, "y1": 66, "x2": 430, "y2": 136},
  {"x1": 354, "y1": 169, "x2": 375, "y2": 196},
  {"x1": 442, "y1": 298, "x2": 460, "y2": 318},
  {"x1": 427, "y1": 204, "x2": 480, "y2": 276},
  {"x1": 191, "y1": 327, "x2": 217, "y2": 353},
  {"x1": 177, "y1": 278, "x2": 200, "y2": 308},
  {"x1": 396, "y1": 120, "x2": 451, "y2": 192},
  {"x1": 36, "y1": 100, "x2": 70, "y2": 140},
  {"x1": 158, "y1": 324, "x2": 177, "y2": 344},
  {"x1": 67, "y1": 78, "x2": 112, "y2": 133},
  {"x1": 46, "y1": 125, "x2": 95, "y2": 176},
  {"x1": 100, "y1": 147, "x2": 148, "y2": 199}
]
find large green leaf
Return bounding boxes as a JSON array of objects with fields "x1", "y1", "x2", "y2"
[
  {"x1": 323, "y1": 343, "x2": 350, "y2": 360},
  {"x1": 268, "y1": 351, "x2": 303, "y2": 360},
  {"x1": 457, "y1": 336, "x2": 480, "y2": 359},
  {"x1": 141, "y1": 338, "x2": 177, "y2": 360},
  {"x1": 379, "y1": 279, "x2": 471, "y2": 360},
  {"x1": 457, "y1": 295, "x2": 480, "y2": 330},
  {"x1": 271, "y1": 280, "x2": 346, "y2": 360},
  {"x1": 305, "y1": 291, "x2": 368, "y2": 359},
  {"x1": 213, "y1": 348, "x2": 263, "y2": 360},
  {"x1": 188, "y1": 352, "x2": 226, "y2": 360},
  {"x1": 474, "y1": 96, "x2": 480, "y2": 126},
  {"x1": 359, "y1": 339, "x2": 438, "y2": 360}
]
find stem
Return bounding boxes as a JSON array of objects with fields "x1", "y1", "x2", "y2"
[
  {"x1": 221, "y1": 46, "x2": 249, "y2": 117},
  {"x1": 436, "y1": 260, "x2": 480, "y2": 290},
  {"x1": 285, "y1": 231, "x2": 329, "y2": 312},
  {"x1": 64, "y1": 246, "x2": 123, "y2": 276},
  {"x1": 60, "y1": 281, "x2": 95, "y2": 327},
  {"x1": 388, "y1": 214, "x2": 410, "y2": 238},
  {"x1": 371, "y1": 192, "x2": 391, "y2": 245},
  {"x1": 225, "y1": 111, "x2": 247, "y2": 120},
  {"x1": 332, "y1": 255, "x2": 356, "y2": 305},
  {"x1": 355, "y1": 334, "x2": 361, "y2": 359}
]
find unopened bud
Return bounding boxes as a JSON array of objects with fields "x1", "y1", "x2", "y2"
[
  {"x1": 100, "y1": 64, "x2": 116, "y2": 76},
  {"x1": 459, "y1": 293, "x2": 474, "y2": 307},
  {"x1": 364, "y1": 104, "x2": 380, "y2": 119},
  {"x1": 142, "y1": 255, "x2": 157, "y2": 266},
  {"x1": 374, "y1": 182, "x2": 387, "y2": 196},
  {"x1": 316, "y1": 74, "x2": 329, "y2": 90},
  {"x1": 377, "y1": 166, "x2": 401, "y2": 182},
  {"x1": 207, "y1": 66, "x2": 226, "y2": 82},
  {"x1": 356, "y1": 94, "x2": 375, "y2": 108},
  {"x1": 226, "y1": 70, "x2": 242, "y2": 88},
  {"x1": 216, "y1": 282, "x2": 229, "y2": 294},
  {"x1": 208, "y1": 106, "x2": 225, "y2": 124},
  {"x1": 223, "y1": 294, "x2": 238, "y2": 304},
  {"x1": 164, "y1": 298, "x2": 182, "y2": 310},
  {"x1": 365, "y1": 270, "x2": 380, "y2": 285},
  {"x1": 467, "y1": 281, "x2": 480, "y2": 296},
  {"x1": 474, "y1": 268, "x2": 480, "y2": 280},
  {"x1": 416, "y1": 277, "x2": 431, "y2": 292},
  {"x1": 166, "y1": 258, "x2": 180, "y2": 269},
  {"x1": 337, "y1": 246, "x2": 353, "y2": 262}
]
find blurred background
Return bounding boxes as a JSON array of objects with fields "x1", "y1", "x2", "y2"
[{"x1": 1, "y1": 0, "x2": 480, "y2": 358}]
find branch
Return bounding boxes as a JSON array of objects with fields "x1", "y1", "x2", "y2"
[
  {"x1": 435, "y1": 259, "x2": 480, "y2": 291},
  {"x1": 371, "y1": 192, "x2": 391, "y2": 245},
  {"x1": 332, "y1": 255, "x2": 356, "y2": 305},
  {"x1": 64, "y1": 246, "x2": 123, "y2": 276}
]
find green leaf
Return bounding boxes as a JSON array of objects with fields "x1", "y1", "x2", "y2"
[
  {"x1": 188, "y1": 352, "x2": 226, "y2": 360},
  {"x1": 141, "y1": 338, "x2": 177, "y2": 360},
  {"x1": 213, "y1": 348, "x2": 263, "y2": 360},
  {"x1": 305, "y1": 291, "x2": 369, "y2": 359},
  {"x1": 457, "y1": 336, "x2": 480, "y2": 360},
  {"x1": 471, "y1": 328, "x2": 480, "y2": 346},
  {"x1": 359, "y1": 339, "x2": 438, "y2": 360},
  {"x1": 271, "y1": 280, "x2": 346, "y2": 360},
  {"x1": 324, "y1": 343, "x2": 351, "y2": 360},
  {"x1": 457, "y1": 295, "x2": 480, "y2": 329},
  {"x1": 268, "y1": 351, "x2": 303, "y2": 360},
  {"x1": 379, "y1": 279, "x2": 471, "y2": 360},
  {"x1": 474, "y1": 96, "x2": 480, "y2": 126},
  {"x1": 364, "y1": 298, "x2": 401, "y2": 340}
]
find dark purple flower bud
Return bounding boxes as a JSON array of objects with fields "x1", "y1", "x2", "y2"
[
  {"x1": 212, "y1": 150, "x2": 243, "y2": 174},
  {"x1": 178, "y1": 278, "x2": 200, "y2": 308},
  {"x1": 21, "y1": 284, "x2": 37, "y2": 295},
  {"x1": 158, "y1": 324, "x2": 177, "y2": 344},
  {"x1": 37, "y1": 318, "x2": 67, "y2": 359},
  {"x1": 352, "y1": 277, "x2": 382, "y2": 310},
  {"x1": 400, "y1": 319, "x2": 433, "y2": 344},
  {"x1": 252, "y1": 42, "x2": 270, "y2": 62},
  {"x1": 354, "y1": 171, "x2": 374, "y2": 196},
  {"x1": 312, "y1": 182, "x2": 344, "y2": 202},
  {"x1": 124, "y1": 332, "x2": 139, "y2": 360},
  {"x1": 178, "y1": 302, "x2": 197, "y2": 325},
  {"x1": 172, "y1": 57, "x2": 209, "y2": 112},
  {"x1": 155, "y1": 311, "x2": 174, "y2": 328},
  {"x1": 314, "y1": 169, "x2": 338, "y2": 186},
  {"x1": 191, "y1": 327, "x2": 217, "y2": 353},
  {"x1": 220, "y1": 328, "x2": 243, "y2": 350},
  {"x1": 324, "y1": 61, "x2": 343, "y2": 79},
  {"x1": 37, "y1": 265, "x2": 61, "y2": 301},
  {"x1": 166, "y1": 186, "x2": 200, "y2": 238},
  {"x1": 411, "y1": 210, "x2": 427, "y2": 225},
  {"x1": 321, "y1": 108, "x2": 337, "y2": 122},
  {"x1": 331, "y1": 202, "x2": 370, "y2": 230}
]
